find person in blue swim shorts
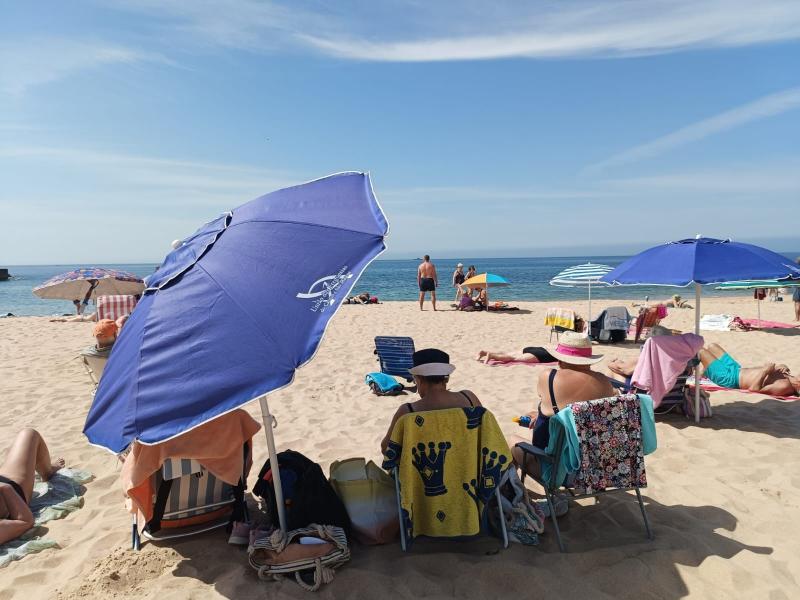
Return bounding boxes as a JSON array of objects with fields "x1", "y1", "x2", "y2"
[{"x1": 699, "y1": 343, "x2": 800, "y2": 396}]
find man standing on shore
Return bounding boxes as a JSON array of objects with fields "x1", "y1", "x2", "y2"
[{"x1": 417, "y1": 255, "x2": 438, "y2": 311}]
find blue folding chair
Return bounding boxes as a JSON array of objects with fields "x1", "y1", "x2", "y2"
[{"x1": 374, "y1": 336, "x2": 415, "y2": 382}]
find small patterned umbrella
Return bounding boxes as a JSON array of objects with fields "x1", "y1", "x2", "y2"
[{"x1": 33, "y1": 267, "x2": 145, "y2": 301}]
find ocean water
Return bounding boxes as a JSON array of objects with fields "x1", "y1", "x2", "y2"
[{"x1": 3, "y1": 256, "x2": 789, "y2": 317}]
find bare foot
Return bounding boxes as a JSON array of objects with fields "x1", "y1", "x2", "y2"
[{"x1": 45, "y1": 458, "x2": 65, "y2": 479}]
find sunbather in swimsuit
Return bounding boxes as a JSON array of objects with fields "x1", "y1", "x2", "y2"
[
  {"x1": 476, "y1": 346, "x2": 556, "y2": 364},
  {"x1": 0, "y1": 428, "x2": 65, "y2": 544},
  {"x1": 699, "y1": 343, "x2": 800, "y2": 396}
]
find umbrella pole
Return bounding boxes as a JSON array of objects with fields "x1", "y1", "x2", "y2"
[
  {"x1": 588, "y1": 280, "x2": 592, "y2": 325},
  {"x1": 258, "y1": 394, "x2": 288, "y2": 534},
  {"x1": 694, "y1": 283, "x2": 702, "y2": 424},
  {"x1": 758, "y1": 295, "x2": 761, "y2": 324}
]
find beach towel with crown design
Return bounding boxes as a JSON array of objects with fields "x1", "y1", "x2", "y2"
[{"x1": 382, "y1": 407, "x2": 511, "y2": 540}]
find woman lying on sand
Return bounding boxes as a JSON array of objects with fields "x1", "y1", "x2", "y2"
[
  {"x1": 381, "y1": 349, "x2": 481, "y2": 453},
  {"x1": 476, "y1": 346, "x2": 556, "y2": 364},
  {"x1": 0, "y1": 428, "x2": 65, "y2": 544},
  {"x1": 700, "y1": 343, "x2": 800, "y2": 396}
]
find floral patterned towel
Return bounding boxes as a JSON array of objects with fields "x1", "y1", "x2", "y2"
[{"x1": 570, "y1": 394, "x2": 646, "y2": 495}]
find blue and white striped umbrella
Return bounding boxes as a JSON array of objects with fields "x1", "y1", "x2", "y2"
[
  {"x1": 549, "y1": 263, "x2": 613, "y2": 323},
  {"x1": 550, "y1": 263, "x2": 614, "y2": 287}
]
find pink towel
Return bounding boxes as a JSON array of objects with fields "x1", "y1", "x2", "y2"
[
  {"x1": 741, "y1": 318, "x2": 800, "y2": 330},
  {"x1": 631, "y1": 333, "x2": 704, "y2": 407},
  {"x1": 688, "y1": 378, "x2": 798, "y2": 402},
  {"x1": 484, "y1": 359, "x2": 557, "y2": 367}
]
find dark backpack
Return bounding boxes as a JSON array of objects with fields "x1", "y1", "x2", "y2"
[{"x1": 253, "y1": 450, "x2": 351, "y2": 535}]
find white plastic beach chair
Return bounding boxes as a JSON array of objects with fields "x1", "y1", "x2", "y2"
[{"x1": 80, "y1": 345, "x2": 111, "y2": 386}]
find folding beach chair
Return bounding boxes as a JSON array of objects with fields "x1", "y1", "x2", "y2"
[
  {"x1": 545, "y1": 308, "x2": 578, "y2": 342},
  {"x1": 609, "y1": 369, "x2": 691, "y2": 415},
  {"x1": 96, "y1": 294, "x2": 138, "y2": 321},
  {"x1": 589, "y1": 306, "x2": 630, "y2": 344},
  {"x1": 374, "y1": 336, "x2": 415, "y2": 382},
  {"x1": 516, "y1": 394, "x2": 654, "y2": 552},
  {"x1": 633, "y1": 306, "x2": 663, "y2": 343},
  {"x1": 385, "y1": 408, "x2": 509, "y2": 552},
  {"x1": 79, "y1": 345, "x2": 112, "y2": 387},
  {"x1": 132, "y1": 446, "x2": 249, "y2": 550}
]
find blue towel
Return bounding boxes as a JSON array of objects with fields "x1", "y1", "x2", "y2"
[{"x1": 365, "y1": 372, "x2": 403, "y2": 395}]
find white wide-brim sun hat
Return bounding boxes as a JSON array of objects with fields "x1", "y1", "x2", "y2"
[{"x1": 408, "y1": 348, "x2": 456, "y2": 376}]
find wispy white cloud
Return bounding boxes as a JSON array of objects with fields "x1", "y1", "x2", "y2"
[
  {"x1": 0, "y1": 145, "x2": 300, "y2": 208},
  {"x1": 380, "y1": 185, "x2": 615, "y2": 205},
  {"x1": 584, "y1": 87, "x2": 800, "y2": 174},
  {"x1": 112, "y1": 0, "x2": 800, "y2": 61},
  {"x1": 601, "y1": 160, "x2": 800, "y2": 193},
  {"x1": 300, "y1": 0, "x2": 800, "y2": 62},
  {"x1": 0, "y1": 38, "x2": 171, "y2": 95}
]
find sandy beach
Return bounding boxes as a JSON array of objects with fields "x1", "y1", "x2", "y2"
[{"x1": 1, "y1": 295, "x2": 799, "y2": 599}]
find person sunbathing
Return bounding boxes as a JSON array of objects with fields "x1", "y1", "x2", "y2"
[
  {"x1": 381, "y1": 349, "x2": 481, "y2": 453},
  {"x1": 699, "y1": 343, "x2": 800, "y2": 396},
  {"x1": 345, "y1": 292, "x2": 372, "y2": 304},
  {"x1": 50, "y1": 312, "x2": 97, "y2": 323},
  {"x1": 0, "y1": 428, "x2": 65, "y2": 544},
  {"x1": 665, "y1": 294, "x2": 692, "y2": 308},
  {"x1": 607, "y1": 356, "x2": 639, "y2": 382},
  {"x1": 476, "y1": 346, "x2": 556, "y2": 364}
]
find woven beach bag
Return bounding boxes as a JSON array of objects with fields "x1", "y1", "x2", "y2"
[{"x1": 249, "y1": 524, "x2": 350, "y2": 591}]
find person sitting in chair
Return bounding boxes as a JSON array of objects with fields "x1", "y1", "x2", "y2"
[
  {"x1": 93, "y1": 319, "x2": 118, "y2": 351},
  {"x1": 508, "y1": 333, "x2": 614, "y2": 475},
  {"x1": 700, "y1": 343, "x2": 799, "y2": 396},
  {"x1": 380, "y1": 349, "x2": 482, "y2": 453},
  {"x1": 0, "y1": 429, "x2": 65, "y2": 544}
]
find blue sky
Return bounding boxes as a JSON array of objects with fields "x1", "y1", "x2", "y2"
[{"x1": 1, "y1": 0, "x2": 799, "y2": 264}]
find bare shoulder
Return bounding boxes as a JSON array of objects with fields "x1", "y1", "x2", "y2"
[
  {"x1": 538, "y1": 367, "x2": 555, "y2": 384},
  {"x1": 459, "y1": 389, "x2": 482, "y2": 407}
]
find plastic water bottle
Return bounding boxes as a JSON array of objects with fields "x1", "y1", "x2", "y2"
[{"x1": 512, "y1": 415, "x2": 533, "y2": 428}]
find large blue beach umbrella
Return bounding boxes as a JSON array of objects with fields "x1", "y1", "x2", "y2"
[
  {"x1": 84, "y1": 172, "x2": 389, "y2": 532},
  {"x1": 601, "y1": 236, "x2": 800, "y2": 421}
]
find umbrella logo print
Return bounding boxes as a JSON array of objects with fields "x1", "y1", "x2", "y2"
[{"x1": 296, "y1": 267, "x2": 353, "y2": 312}]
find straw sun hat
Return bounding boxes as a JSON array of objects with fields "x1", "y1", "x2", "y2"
[{"x1": 546, "y1": 331, "x2": 604, "y2": 365}]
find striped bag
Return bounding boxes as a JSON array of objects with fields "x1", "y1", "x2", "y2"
[{"x1": 249, "y1": 524, "x2": 350, "y2": 591}]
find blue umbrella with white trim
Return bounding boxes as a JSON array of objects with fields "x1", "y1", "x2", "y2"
[
  {"x1": 601, "y1": 236, "x2": 800, "y2": 421},
  {"x1": 550, "y1": 262, "x2": 613, "y2": 323},
  {"x1": 84, "y1": 172, "x2": 389, "y2": 534}
]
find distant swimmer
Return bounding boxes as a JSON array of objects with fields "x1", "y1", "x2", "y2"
[{"x1": 417, "y1": 254, "x2": 438, "y2": 311}]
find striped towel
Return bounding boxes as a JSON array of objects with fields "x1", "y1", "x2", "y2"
[
  {"x1": 97, "y1": 295, "x2": 138, "y2": 321},
  {"x1": 544, "y1": 307, "x2": 575, "y2": 330}
]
